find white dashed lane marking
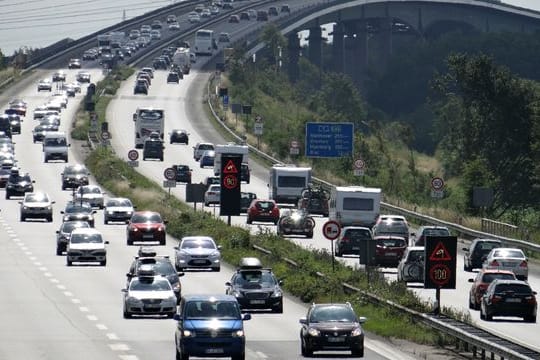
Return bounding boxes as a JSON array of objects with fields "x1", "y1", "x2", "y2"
[{"x1": 109, "y1": 343, "x2": 130, "y2": 351}]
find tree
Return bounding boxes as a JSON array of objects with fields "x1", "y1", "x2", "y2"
[{"x1": 260, "y1": 24, "x2": 286, "y2": 70}]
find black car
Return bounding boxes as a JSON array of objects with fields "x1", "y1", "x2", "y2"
[
  {"x1": 334, "y1": 226, "x2": 373, "y2": 257},
  {"x1": 268, "y1": 6, "x2": 278, "y2": 16},
  {"x1": 204, "y1": 175, "x2": 220, "y2": 190},
  {"x1": 32, "y1": 124, "x2": 58, "y2": 143},
  {"x1": 480, "y1": 279, "x2": 537, "y2": 322},
  {"x1": 240, "y1": 163, "x2": 250, "y2": 183},
  {"x1": 173, "y1": 164, "x2": 192, "y2": 183},
  {"x1": 413, "y1": 225, "x2": 450, "y2": 246},
  {"x1": 280, "y1": 4, "x2": 290, "y2": 13},
  {"x1": 299, "y1": 303, "x2": 366, "y2": 357},
  {"x1": 240, "y1": 192, "x2": 257, "y2": 213},
  {"x1": 257, "y1": 10, "x2": 268, "y2": 21},
  {"x1": 127, "y1": 256, "x2": 185, "y2": 303},
  {"x1": 133, "y1": 80, "x2": 148, "y2": 95},
  {"x1": 277, "y1": 209, "x2": 315, "y2": 238},
  {"x1": 225, "y1": 257, "x2": 284, "y2": 313},
  {"x1": 143, "y1": 139, "x2": 164, "y2": 161},
  {"x1": 56, "y1": 220, "x2": 91, "y2": 255},
  {"x1": 167, "y1": 72, "x2": 180, "y2": 83},
  {"x1": 5, "y1": 169, "x2": 34, "y2": 199},
  {"x1": 7, "y1": 114, "x2": 21, "y2": 134},
  {"x1": 61, "y1": 201, "x2": 96, "y2": 227},
  {"x1": 153, "y1": 58, "x2": 168, "y2": 70},
  {"x1": 463, "y1": 238, "x2": 502, "y2": 271},
  {"x1": 169, "y1": 129, "x2": 189, "y2": 144},
  {"x1": 61, "y1": 164, "x2": 90, "y2": 190}
]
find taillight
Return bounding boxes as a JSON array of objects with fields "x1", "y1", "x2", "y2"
[
  {"x1": 525, "y1": 295, "x2": 537, "y2": 304},
  {"x1": 491, "y1": 295, "x2": 502, "y2": 304},
  {"x1": 341, "y1": 237, "x2": 349, "y2": 243},
  {"x1": 519, "y1": 261, "x2": 528, "y2": 268},
  {"x1": 490, "y1": 260, "x2": 499, "y2": 267}
]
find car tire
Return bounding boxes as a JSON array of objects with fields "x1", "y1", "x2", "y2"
[
  {"x1": 468, "y1": 296, "x2": 475, "y2": 310},
  {"x1": 351, "y1": 347, "x2": 364, "y2": 357},
  {"x1": 273, "y1": 303, "x2": 283, "y2": 313},
  {"x1": 104, "y1": 218, "x2": 108, "y2": 225},
  {"x1": 212, "y1": 266, "x2": 220, "y2": 272},
  {"x1": 127, "y1": 238, "x2": 133, "y2": 246},
  {"x1": 44, "y1": 157, "x2": 48, "y2": 163},
  {"x1": 62, "y1": 184, "x2": 66, "y2": 190},
  {"x1": 56, "y1": 246, "x2": 63, "y2": 256},
  {"x1": 524, "y1": 315, "x2": 536, "y2": 323},
  {"x1": 47, "y1": 215, "x2": 53, "y2": 222},
  {"x1": 306, "y1": 232, "x2": 313, "y2": 239},
  {"x1": 247, "y1": 217, "x2": 252, "y2": 225},
  {"x1": 100, "y1": 260, "x2": 107, "y2": 266},
  {"x1": 123, "y1": 310, "x2": 132, "y2": 319},
  {"x1": 5, "y1": 192, "x2": 10, "y2": 200},
  {"x1": 301, "y1": 339, "x2": 313, "y2": 357},
  {"x1": 20, "y1": 215, "x2": 26, "y2": 222},
  {"x1": 160, "y1": 239, "x2": 166, "y2": 246},
  {"x1": 67, "y1": 260, "x2": 73, "y2": 266}
]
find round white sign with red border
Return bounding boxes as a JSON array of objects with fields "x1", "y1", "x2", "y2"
[
  {"x1": 164, "y1": 167, "x2": 176, "y2": 181},
  {"x1": 128, "y1": 150, "x2": 139, "y2": 161},
  {"x1": 354, "y1": 159, "x2": 365, "y2": 170},
  {"x1": 322, "y1": 220, "x2": 341, "y2": 240},
  {"x1": 290, "y1": 140, "x2": 299, "y2": 148},
  {"x1": 431, "y1": 177, "x2": 445, "y2": 190}
]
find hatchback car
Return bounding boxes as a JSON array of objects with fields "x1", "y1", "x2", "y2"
[
  {"x1": 167, "y1": 71, "x2": 180, "y2": 84},
  {"x1": 199, "y1": 150, "x2": 215, "y2": 168},
  {"x1": 133, "y1": 80, "x2": 148, "y2": 95},
  {"x1": 334, "y1": 226, "x2": 372, "y2": 257},
  {"x1": 37, "y1": 79, "x2": 52, "y2": 91},
  {"x1": 374, "y1": 235, "x2": 407, "y2": 267},
  {"x1": 74, "y1": 185, "x2": 105, "y2": 209},
  {"x1": 127, "y1": 256, "x2": 184, "y2": 302},
  {"x1": 174, "y1": 236, "x2": 221, "y2": 271},
  {"x1": 413, "y1": 225, "x2": 451, "y2": 246},
  {"x1": 218, "y1": 32, "x2": 230, "y2": 43},
  {"x1": 276, "y1": 209, "x2": 315, "y2": 238},
  {"x1": 123, "y1": 271, "x2": 177, "y2": 318},
  {"x1": 169, "y1": 129, "x2": 189, "y2": 144},
  {"x1": 104, "y1": 197, "x2": 135, "y2": 224},
  {"x1": 19, "y1": 192, "x2": 55, "y2": 222},
  {"x1": 61, "y1": 164, "x2": 90, "y2": 190},
  {"x1": 76, "y1": 71, "x2": 91, "y2": 83},
  {"x1": 396, "y1": 246, "x2": 425, "y2": 283},
  {"x1": 483, "y1": 247, "x2": 529, "y2": 280},
  {"x1": 66, "y1": 227, "x2": 108, "y2": 266},
  {"x1": 463, "y1": 238, "x2": 502, "y2": 271},
  {"x1": 480, "y1": 279, "x2": 537, "y2": 322},
  {"x1": 56, "y1": 220, "x2": 91, "y2": 255},
  {"x1": 173, "y1": 164, "x2": 192, "y2": 184},
  {"x1": 61, "y1": 201, "x2": 96, "y2": 227},
  {"x1": 204, "y1": 184, "x2": 221, "y2": 206},
  {"x1": 246, "y1": 199, "x2": 280, "y2": 225},
  {"x1": 126, "y1": 211, "x2": 167, "y2": 245},
  {"x1": 68, "y1": 58, "x2": 81, "y2": 69},
  {"x1": 300, "y1": 303, "x2": 366, "y2": 357},
  {"x1": 468, "y1": 269, "x2": 516, "y2": 310},
  {"x1": 5, "y1": 169, "x2": 34, "y2": 199},
  {"x1": 142, "y1": 138, "x2": 164, "y2": 161}
]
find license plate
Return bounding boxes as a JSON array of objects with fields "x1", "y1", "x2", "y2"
[
  {"x1": 142, "y1": 234, "x2": 154, "y2": 239},
  {"x1": 193, "y1": 259, "x2": 206, "y2": 264},
  {"x1": 327, "y1": 337, "x2": 345, "y2": 342},
  {"x1": 385, "y1": 252, "x2": 397, "y2": 256},
  {"x1": 144, "y1": 304, "x2": 160, "y2": 309},
  {"x1": 352, "y1": 247, "x2": 360, "y2": 250},
  {"x1": 206, "y1": 348, "x2": 224, "y2": 354},
  {"x1": 502, "y1": 262, "x2": 515, "y2": 267},
  {"x1": 506, "y1": 298, "x2": 521, "y2": 303},
  {"x1": 250, "y1": 300, "x2": 265, "y2": 304}
]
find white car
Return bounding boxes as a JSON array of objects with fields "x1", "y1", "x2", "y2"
[
  {"x1": 19, "y1": 191, "x2": 55, "y2": 222},
  {"x1": 75, "y1": 185, "x2": 106, "y2": 209},
  {"x1": 204, "y1": 184, "x2": 220, "y2": 206},
  {"x1": 188, "y1": 13, "x2": 201, "y2": 23},
  {"x1": 66, "y1": 228, "x2": 108, "y2": 266},
  {"x1": 168, "y1": 22, "x2": 180, "y2": 31},
  {"x1": 396, "y1": 246, "x2": 425, "y2": 284},
  {"x1": 174, "y1": 236, "x2": 221, "y2": 271},
  {"x1": 150, "y1": 29, "x2": 161, "y2": 40},
  {"x1": 104, "y1": 197, "x2": 135, "y2": 224},
  {"x1": 122, "y1": 267, "x2": 177, "y2": 318},
  {"x1": 483, "y1": 247, "x2": 529, "y2": 280}
]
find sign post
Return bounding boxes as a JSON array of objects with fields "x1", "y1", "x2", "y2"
[
  {"x1": 289, "y1": 140, "x2": 300, "y2": 156},
  {"x1": 424, "y1": 236, "x2": 457, "y2": 315},
  {"x1": 322, "y1": 220, "x2": 341, "y2": 271},
  {"x1": 431, "y1": 177, "x2": 445, "y2": 199},
  {"x1": 254, "y1": 115, "x2": 263, "y2": 149},
  {"x1": 353, "y1": 158, "x2": 365, "y2": 177}
]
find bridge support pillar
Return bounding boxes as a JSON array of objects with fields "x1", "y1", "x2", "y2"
[
  {"x1": 287, "y1": 32, "x2": 300, "y2": 83},
  {"x1": 307, "y1": 26, "x2": 323, "y2": 69},
  {"x1": 343, "y1": 21, "x2": 368, "y2": 88},
  {"x1": 331, "y1": 22, "x2": 345, "y2": 73}
]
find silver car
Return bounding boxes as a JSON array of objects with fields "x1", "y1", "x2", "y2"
[
  {"x1": 56, "y1": 220, "x2": 91, "y2": 255},
  {"x1": 396, "y1": 246, "x2": 425, "y2": 284},
  {"x1": 74, "y1": 185, "x2": 106, "y2": 209},
  {"x1": 104, "y1": 197, "x2": 135, "y2": 224},
  {"x1": 66, "y1": 228, "x2": 108, "y2": 266},
  {"x1": 483, "y1": 247, "x2": 528, "y2": 280},
  {"x1": 122, "y1": 270, "x2": 177, "y2": 318},
  {"x1": 174, "y1": 236, "x2": 221, "y2": 272},
  {"x1": 204, "y1": 184, "x2": 220, "y2": 206},
  {"x1": 19, "y1": 192, "x2": 55, "y2": 222}
]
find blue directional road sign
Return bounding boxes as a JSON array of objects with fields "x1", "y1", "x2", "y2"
[{"x1": 305, "y1": 122, "x2": 354, "y2": 158}]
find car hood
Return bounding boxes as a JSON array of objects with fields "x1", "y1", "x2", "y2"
[
  {"x1": 106, "y1": 206, "x2": 133, "y2": 212},
  {"x1": 69, "y1": 243, "x2": 105, "y2": 250},
  {"x1": 128, "y1": 290, "x2": 174, "y2": 299},
  {"x1": 309, "y1": 321, "x2": 360, "y2": 331},
  {"x1": 184, "y1": 319, "x2": 242, "y2": 330},
  {"x1": 182, "y1": 248, "x2": 217, "y2": 256},
  {"x1": 79, "y1": 194, "x2": 102, "y2": 199},
  {"x1": 23, "y1": 201, "x2": 51, "y2": 207}
]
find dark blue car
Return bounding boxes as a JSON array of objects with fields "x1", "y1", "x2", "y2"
[{"x1": 174, "y1": 294, "x2": 251, "y2": 360}]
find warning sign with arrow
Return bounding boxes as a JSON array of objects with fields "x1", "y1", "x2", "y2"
[
  {"x1": 223, "y1": 159, "x2": 238, "y2": 174},
  {"x1": 424, "y1": 236, "x2": 457, "y2": 289},
  {"x1": 429, "y1": 241, "x2": 453, "y2": 261}
]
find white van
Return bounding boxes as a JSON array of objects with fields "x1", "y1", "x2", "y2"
[
  {"x1": 43, "y1": 132, "x2": 70, "y2": 163},
  {"x1": 269, "y1": 165, "x2": 312, "y2": 204},
  {"x1": 328, "y1": 186, "x2": 382, "y2": 227}
]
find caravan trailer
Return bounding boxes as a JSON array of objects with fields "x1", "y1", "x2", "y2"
[{"x1": 328, "y1": 186, "x2": 382, "y2": 227}]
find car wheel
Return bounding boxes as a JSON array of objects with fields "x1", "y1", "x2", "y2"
[
  {"x1": 485, "y1": 311, "x2": 493, "y2": 321},
  {"x1": 524, "y1": 315, "x2": 537, "y2": 323},
  {"x1": 104, "y1": 218, "x2": 108, "y2": 225},
  {"x1": 100, "y1": 260, "x2": 107, "y2": 266},
  {"x1": 20, "y1": 214, "x2": 26, "y2": 222},
  {"x1": 5, "y1": 192, "x2": 10, "y2": 200},
  {"x1": 127, "y1": 238, "x2": 133, "y2": 246},
  {"x1": 212, "y1": 266, "x2": 220, "y2": 272},
  {"x1": 247, "y1": 217, "x2": 252, "y2": 225},
  {"x1": 335, "y1": 248, "x2": 342, "y2": 257},
  {"x1": 351, "y1": 347, "x2": 364, "y2": 357},
  {"x1": 123, "y1": 310, "x2": 132, "y2": 319},
  {"x1": 160, "y1": 239, "x2": 166, "y2": 246},
  {"x1": 301, "y1": 338, "x2": 313, "y2": 357},
  {"x1": 56, "y1": 246, "x2": 63, "y2": 256},
  {"x1": 464, "y1": 263, "x2": 471, "y2": 272},
  {"x1": 67, "y1": 260, "x2": 73, "y2": 266},
  {"x1": 306, "y1": 232, "x2": 313, "y2": 239},
  {"x1": 61, "y1": 184, "x2": 66, "y2": 190},
  {"x1": 47, "y1": 215, "x2": 53, "y2": 222},
  {"x1": 273, "y1": 303, "x2": 283, "y2": 313},
  {"x1": 468, "y1": 296, "x2": 475, "y2": 310}
]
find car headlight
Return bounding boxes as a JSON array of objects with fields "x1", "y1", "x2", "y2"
[
  {"x1": 23, "y1": 206, "x2": 29, "y2": 210},
  {"x1": 210, "y1": 251, "x2": 220, "y2": 257},
  {"x1": 271, "y1": 290, "x2": 282, "y2": 298},
  {"x1": 131, "y1": 227, "x2": 138, "y2": 232},
  {"x1": 232, "y1": 330, "x2": 245, "y2": 337},
  {"x1": 182, "y1": 329, "x2": 195, "y2": 337},
  {"x1": 157, "y1": 226, "x2": 165, "y2": 232},
  {"x1": 46, "y1": 206, "x2": 52, "y2": 210},
  {"x1": 307, "y1": 327, "x2": 320, "y2": 337},
  {"x1": 107, "y1": 211, "x2": 114, "y2": 214},
  {"x1": 126, "y1": 296, "x2": 142, "y2": 304},
  {"x1": 173, "y1": 282, "x2": 181, "y2": 292},
  {"x1": 351, "y1": 327, "x2": 363, "y2": 337},
  {"x1": 231, "y1": 290, "x2": 243, "y2": 298}
]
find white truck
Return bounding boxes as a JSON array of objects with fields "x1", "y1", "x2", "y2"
[
  {"x1": 328, "y1": 186, "x2": 382, "y2": 227},
  {"x1": 213, "y1": 143, "x2": 249, "y2": 175},
  {"x1": 269, "y1": 165, "x2": 312, "y2": 204},
  {"x1": 172, "y1": 47, "x2": 191, "y2": 74}
]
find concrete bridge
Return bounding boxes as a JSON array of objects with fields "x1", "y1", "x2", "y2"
[{"x1": 279, "y1": 0, "x2": 540, "y2": 84}]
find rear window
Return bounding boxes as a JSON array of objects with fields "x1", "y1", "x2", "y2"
[
  {"x1": 255, "y1": 201, "x2": 275, "y2": 211},
  {"x1": 277, "y1": 176, "x2": 305, "y2": 187},
  {"x1": 482, "y1": 273, "x2": 515, "y2": 283},
  {"x1": 423, "y1": 228, "x2": 450, "y2": 237},
  {"x1": 343, "y1": 197, "x2": 373, "y2": 211},
  {"x1": 492, "y1": 249, "x2": 525, "y2": 258},
  {"x1": 343, "y1": 228, "x2": 371, "y2": 240},
  {"x1": 198, "y1": 144, "x2": 214, "y2": 151},
  {"x1": 375, "y1": 222, "x2": 408, "y2": 234},
  {"x1": 377, "y1": 238, "x2": 406, "y2": 247},
  {"x1": 494, "y1": 283, "x2": 532, "y2": 294}
]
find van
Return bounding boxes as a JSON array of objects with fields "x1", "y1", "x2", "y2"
[
  {"x1": 43, "y1": 132, "x2": 70, "y2": 163},
  {"x1": 328, "y1": 186, "x2": 382, "y2": 227}
]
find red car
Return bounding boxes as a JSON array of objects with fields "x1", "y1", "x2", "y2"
[
  {"x1": 246, "y1": 199, "x2": 280, "y2": 225},
  {"x1": 126, "y1": 211, "x2": 167, "y2": 245},
  {"x1": 374, "y1": 235, "x2": 407, "y2": 267},
  {"x1": 468, "y1": 269, "x2": 516, "y2": 310}
]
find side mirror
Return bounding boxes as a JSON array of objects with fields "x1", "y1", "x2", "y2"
[
  {"x1": 178, "y1": 272, "x2": 185, "y2": 277},
  {"x1": 225, "y1": 281, "x2": 232, "y2": 287},
  {"x1": 163, "y1": 220, "x2": 169, "y2": 224},
  {"x1": 462, "y1": 247, "x2": 469, "y2": 252},
  {"x1": 468, "y1": 278, "x2": 474, "y2": 283},
  {"x1": 278, "y1": 280, "x2": 284, "y2": 285},
  {"x1": 299, "y1": 317, "x2": 307, "y2": 325},
  {"x1": 104, "y1": 241, "x2": 110, "y2": 245},
  {"x1": 358, "y1": 316, "x2": 367, "y2": 324},
  {"x1": 92, "y1": 210, "x2": 97, "y2": 214},
  {"x1": 126, "y1": 273, "x2": 133, "y2": 277},
  {"x1": 242, "y1": 313, "x2": 251, "y2": 321},
  {"x1": 32, "y1": 180, "x2": 36, "y2": 183},
  {"x1": 217, "y1": 245, "x2": 222, "y2": 250},
  {"x1": 174, "y1": 246, "x2": 179, "y2": 250},
  {"x1": 121, "y1": 289, "x2": 127, "y2": 293},
  {"x1": 173, "y1": 313, "x2": 181, "y2": 321},
  {"x1": 60, "y1": 211, "x2": 65, "y2": 214},
  {"x1": 56, "y1": 230, "x2": 60, "y2": 234}
]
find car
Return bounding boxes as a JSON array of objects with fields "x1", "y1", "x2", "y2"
[
  {"x1": 218, "y1": 32, "x2": 230, "y2": 43},
  {"x1": 172, "y1": 164, "x2": 192, "y2": 184},
  {"x1": 150, "y1": 29, "x2": 161, "y2": 40},
  {"x1": 468, "y1": 269, "x2": 517, "y2": 310},
  {"x1": 225, "y1": 257, "x2": 283, "y2": 312},
  {"x1": 223, "y1": 2, "x2": 233, "y2": 10},
  {"x1": 280, "y1": 4, "x2": 290, "y2": 13},
  {"x1": 268, "y1": 6, "x2": 278, "y2": 16},
  {"x1": 396, "y1": 246, "x2": 425, "y2": 283},
  {"x1": 246, "y1": 199, "x2": 280, "y2": 225},
  {"x1": 413, "y1": 225, "x2": 451, "y2": 246},
  {"x1": 228, "y1": 14, "x2": 240, "y2": 23},
  {"x1": 82, "y1": 49, "x2": 97, "y2": 60},
  {"x1": 199, "y1": 150, "x2": 215, "y2": 168},
  {"x1": 210, "y1": 6, "x2": 220, "y2": 15},
  {"x1": 127, "y1": 255, "x2": 184, "y2": 302},
  {"x1": 134, "y1": 80, "x2": 149, "y2": 95},
  {"x1": 174, "y1": 236, "x2": 221, "y2": 271},
  {"x1": 61, "y1": 164, "x2": 90, "y2": 190},
  {"x1": 188, "y1": 13, "x2": 201, "y2": 23},
  {"x1": 142, "y1": 138, "x2": 164, "y2": 161},
  {"x1": 204, "y1": 184, "x2": 221, "y2": 206},
  {"x1": 6, "y1": 114, "x2": 21, "y2": 134},
  {"x1": 375, "y1": 214, "x2": 408, "y2": 225},
  {"x1": 32, "y1": 124, "x2": 57, "y2": 143},
  {"x1": 43, "y1": 131, "x2": 69, "y2": 163},
  {"x1": 240, "y1": 192, "x2": 257, "y2": 213},
  {"x1": 137, "y1": 71, "x2": 152, "y2": 85},
  {"x1": 52, "y1": 71, "x2": 66, "y2": 82},
  {"x1": 68, "y1": 58, "x2": 81, "y2": 69},
  {"x1": 480, "y1": 279, "x2": 537, "y2": 322},
  {"x1": 66, "y1": 227, "x2": 108, "y2": 266},
  {"x1": 482, "y1": 247, "x2": 529, "y2": 280},
  {"x1": 104, "y1": 197, "x2": 135, "y2": 224},
  {"x1": 76, "y1": 71, "x2": 91, "y2": 83},
  {"x1": 334, "y1": 226, "x2": 372, "y2": 257},
  {"x1": 8, "y1": 98, "x2": 27, "y2": 116},
  {"x1": 74, "y1": 185, "x2": 105, "y2": 209},
  {"x1": 169, "y1": 129, "x2": 189, "y2": 144},
  {"x1": 372, "y1": 219, "x2": 410, "y2": 243},
  {"x1": 65, "y1": 84, "x2": 77, "y2": 97},
  {"x1": 374, "y1": 235, "x2": 407, "y2": 267},
  {"x1": 239, "y1": 11, "x2": 249, "y2": 20},
  {"x1": 240, "y1": 163, "x2": 250, "y2": 183},
  {"x1": 166, "y1": 14, "x2": 177, "y2": 23},
  {"x1": 257, "y1": 10, "x2": 268, "y2": 21},
  {"x1": 247, "y1": 9, "x2": 257, "y2": 19},
  {"x1": 5, "y1": 168, "x2": 34, "y2": 199},
  {"x1": 168, "y1": 22, "x2": 180, "y2": 31},
  {"x1": 152, "y1": 57, "x2": 168, "y2": 70},
  {"x1": 129, "y1": 29, "x2": 141, "y2": 39},
  {"x1": 463, "y1": 238, "x2": 502, "y2": 271},
  {"x1": 50, "y1": 93, "x2": 68, "y2": 108},
  {"x1": 140, "y1": 67, "x2": 154, "y2": 78},
  {"x1": 193, "y1": 142, "x2": 214, "y2": 161},
  {"x1": 126, "y1": 211, "x2": 167, "y2": 245},
  {"x1": 37, "y1": 79, "x2": 52, "y2": 92},
  {"x1": 174, "y1": 294, "x2": 251, "y2": 359},
  {"x1": 0, "y1": 163, "x2": 14, "y2": 188},
  {"x1": 55, "y1": 220, "x2": 91, "y2": 255},
  {"x1": 151, "y1": 19, "x2": 162, "y2": 29},
  {"x1": 201, "y1": 8, "x2": 211, "y2": 18},
  {"x1": 167, "y1": 71, "x2": 180, "y2": 83},
  {"x1": 277, "y1": 209, "x2": 315, "y2": 238},
  {"x1": 61, "y1": 201, "x2": 96, "y2": 227},
  {"x1": 122, "y1": 267, "x2": 177, "y2": 318},
  {"x1": 299, "y1": 302, "x2": 366, "y2": 357},
  {"x1": 297, "y1": 185, "x2": 329, "y2": 216},
  {"x1": 19, "y1": 192, "x2": 55, "y2": 222}
]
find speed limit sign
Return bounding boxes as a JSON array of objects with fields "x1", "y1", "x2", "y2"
[
  {"x1": 127, "y1": 149, "x2": 139, "y2": 161},
  {"x1": 431, "y1": 177, "x2": 444, "y2": 190},
  {"x1": 164, "y1": 167, "x2": 176, "y2": 181}
]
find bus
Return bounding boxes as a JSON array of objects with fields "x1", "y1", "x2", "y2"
[
  {"x1": 194, "y1": 29, "x2": 216, "y2": 56},
  {"x1": 133, "y1": 107, "x2": 165, "y2": 148}
]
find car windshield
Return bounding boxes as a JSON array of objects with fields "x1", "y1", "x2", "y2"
[
  {"x1": 234, "y1": 270, "x2": 276, "y2": 286},
  {"x1": 44, "y1": 137, "x2": 66, "y2": 146},
  {"x1": 309, "y1": 306, "x2": 356, "y2": 323},
  {"x1": 482, "y1": 273, "x2": 516, "y2": 283},
  {"x1": 25, "y1": 193, "x2": 49, "y2": 202},
  {"x1": 255, "y1": 201, "x2": 274, "y2": 211},
  {"x1": 70, "y1": 233, "x2": 102, "y2": 244},
  {"x1": 476, "y1": 241, "x2": 501, "y2": 251},
  {"x1": 130, "y1": 278, "x2": 172, "y2": 291},
  {"x1": 81, "y1": 187, "x2": 101, "y2": 194},
  {"x1": 184, "y1": 300, "x2": 240, "y2": 319},
  {"x1": 181, "y1": 239, "x2": 216, "y2": 249},
  {"x1": 137, "y1": 259, "x2": 176, "y2": 276},
  {"x1": 61, "y1": 222, "x2": 89, "y2": 233},
  {"x1": 198, "y1": 144, "x2": 214, "y2": 151},
  {"x1": 107, "y1": 199, "x2": 132, "y2": 207},
  {"x1": 65, "y1": 203, "x2": 93, "y2": 213},
  {"x1": 131, "y1": 213, "x2": 162, "y2": 223},
  {"x1": 65, "y1": 167, "x2": 86, "y2": 175},
  {"x1": 11, "y1": 175, "x2": 31, "y2": 182}
]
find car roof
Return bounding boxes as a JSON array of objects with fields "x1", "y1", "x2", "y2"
[
  {"x1": 70, "y1": 227, "x2": 101, "y2": 235},
  {"x1": 182, "y1": 294, "x2": 237, "y2": 302},
  {"x1": 490, "y1": 279, "x2": 531, "y2": 286}
]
